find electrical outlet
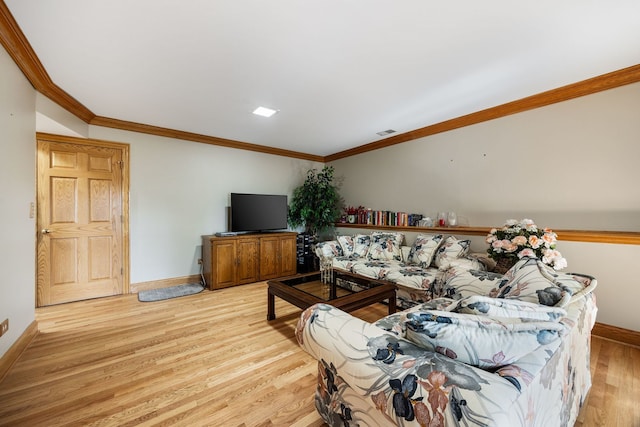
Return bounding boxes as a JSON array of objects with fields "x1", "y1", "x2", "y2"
[{"x1": 0, "y1": 319, "x2": 8, "y2": 337}]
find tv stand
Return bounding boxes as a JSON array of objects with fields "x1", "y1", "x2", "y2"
[{"x1": 202, "y1": 232, "x2": 297, "y2": 290}]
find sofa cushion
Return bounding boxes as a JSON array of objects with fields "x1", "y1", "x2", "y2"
[
  {"x1": 352, "y1": 234, "x2": 371, "y2": 258},
  {"x1": 394, "y1": 285, "x2": 434, "y2": 310},
  {"x1": 336, "y1": 235, "x2": 355, "y2": 257},
  {"x1": 351, "y1": 260, "x2": 398, "y2": 280},
  {"x1": 407, "y1": 233, "x2": 444, "y2": 267},
  {"x1": 386, "y1": 266, "x2": 442, "y2": 290},
  {"x1": 449, "y1": 295, "x2": 568, "y2": 322},
  {"x1": 402, "y1": 309, "x2": 565, "y2": 369},
  {"x1": 495, "y1": 258, "x2": 585, "y2": 307},
  {"x1": 315, "y1": 240, "x2": 343, "y2": 258},
  {"x1": 366, "y1": 232, "x2": 404, "y2": 261},
  {"x1": 332, "y1": 255, "x2": 359, "y2": 272},
  {"x1": 434, "y1": 236, "x2": 471, "y2": 268},
  {"x1": 438, "y1": 269, "x2": 503, "y2": 300}
]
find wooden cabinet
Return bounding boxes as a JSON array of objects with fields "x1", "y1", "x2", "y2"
[
  {"x1": 202, "y1": 232, "x2": 297, "y2": 290},
  {"x1": 259, "y1": 234, "x2": 297, "y2": 280},
  {"x1": 205, "y1": 237, "x2": 259, "y2": 289}
]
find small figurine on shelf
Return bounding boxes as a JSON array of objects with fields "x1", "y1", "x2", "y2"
[
  {"x1": 344, "y1": 206, "x2": 364, "y2": 224},
  {"x1": 345, "y1": 206, "x2": 357, "y2": 223}
]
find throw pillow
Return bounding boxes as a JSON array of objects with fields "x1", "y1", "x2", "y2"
[
  {"x1": 494, "y1": 257, "x2": 583, "y2": 307},
  {"x1": 441, "y1": 257, "x2": 486, "y2": 272},
  {"x1": 337, "y1": 235, "x2": 355, "y2": 257},
  {"x1": 366, "y1": 232, "x2": 404, "y2": 261},
  {"x1": 402, "y1": 309, "x2": 565, "y2": 369},
  {"x1": 352, "y1": 234, "x2": 371, "y2": 258},
  {"x1": 407, "y1": 234, "x2": 444, "y2": 267},
  {"x1": 434, "y1": 236, "x2": 471, "y2": 269},
  {"x1": 315, "y1": 240, "x2": 343, "y2": 258}
]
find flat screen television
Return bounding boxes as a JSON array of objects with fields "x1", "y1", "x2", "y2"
[{"x1": 230, "y1": 193, "x2": 288, "y2": 233}]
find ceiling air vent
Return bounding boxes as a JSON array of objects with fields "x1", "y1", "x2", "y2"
[{"x1": 376, "y1": 129, "x2": 396, "y2": 136}]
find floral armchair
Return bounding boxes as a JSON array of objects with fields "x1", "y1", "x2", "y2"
[{"x1": 296, "y1": 260, "x2": 597, "y2": 426}]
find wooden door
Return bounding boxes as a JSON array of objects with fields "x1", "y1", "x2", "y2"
[
  {"x1": 37, "y1": 136, "x2": 128, "y2": 306},
  {"x1": 259, "y1": 236, "x2": 280, "y2": 280},
  {"x1": 279, "y1": 235, "x2": 297, "y2": 277},
  {"x1": 211, "y1": 239, "x2": 237, "y2": 289},
  {"x1": 236, "y1": 238, "x2": 259, "y2": 284}
]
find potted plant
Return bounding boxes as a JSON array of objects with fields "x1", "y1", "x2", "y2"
[
  {"x1": 288, "y1": 165, "x2": 342, "y2": 238},
  {"x1": 486, "y1": 218, "x2": 567, "y2": 274}
]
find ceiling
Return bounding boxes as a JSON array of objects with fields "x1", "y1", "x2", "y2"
[{"x1": 5, "y1": 1, "x2": 640, "y2": 158}]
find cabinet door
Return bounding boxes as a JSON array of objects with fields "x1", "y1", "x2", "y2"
[
  {"x1": 279, "y1": 235, "x2": 297, "y2": 277},
  {"x1": 212, "y1": 240, "x2": 237, "y2": 289},
  {"x1": 237, "y1": 238, "x2": 259, "y2": 284},
  {"x1": 259, "y1": 236, "x2": 280, "y2": 280}
]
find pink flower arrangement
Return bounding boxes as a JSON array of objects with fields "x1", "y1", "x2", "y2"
[{"x1": 486, "y1": 218, "x2": 567, "y2": 270}]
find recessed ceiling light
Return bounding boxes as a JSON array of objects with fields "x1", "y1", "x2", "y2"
[
  {"x1": 252, "y1": 106, "x2": 279, "y2": 117},
  {"x1": 376, "y1": 129, "x2": 396, "y2": 136}
]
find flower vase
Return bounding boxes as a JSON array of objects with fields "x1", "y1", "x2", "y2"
[{"x1": 494, "y1": 257, "x2": 517, "y2": 275}]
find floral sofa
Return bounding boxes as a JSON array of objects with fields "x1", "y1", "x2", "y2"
[
  {"x1": 296, "y1": 257, "x2": 598, "y2": 426},
  {"x1": 315, "y1": 232, "x2": 490, "y2": 310}
]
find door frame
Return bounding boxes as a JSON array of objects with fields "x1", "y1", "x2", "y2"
[{"x1": 36, "y1": 132, "x2": 130, "y2": 298}]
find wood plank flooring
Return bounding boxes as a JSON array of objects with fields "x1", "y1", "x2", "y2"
[{"x1": 0, "y1": 281, "x2": 638, "y2": 426}]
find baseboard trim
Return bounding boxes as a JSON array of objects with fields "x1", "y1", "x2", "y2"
[
  {"x1": 593, "y1": 322, "x2": 640, "y2": 348},
  {"x1": 130, "y1": 275, "x2": 202, "y2": 294},
  {"x1": 0, "y1": 320, "x2": 39, "y2": 383}
]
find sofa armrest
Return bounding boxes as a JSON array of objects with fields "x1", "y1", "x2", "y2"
[{"x1": 296, "y1": 304, "x2": 519, "y2": 426}]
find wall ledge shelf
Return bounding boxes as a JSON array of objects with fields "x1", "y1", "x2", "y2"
[{"x1": 334, "y1": 223, "x2": 640, "y2": 245}]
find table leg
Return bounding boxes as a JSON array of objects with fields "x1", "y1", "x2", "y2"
[
  {"x1": 388, "y1": 294, "x2": 396, "y2": 315},
  {"x1": 267, "y1": 289, "x2": 275, "y2": 320}
]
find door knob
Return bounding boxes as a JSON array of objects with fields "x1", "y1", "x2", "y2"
[{"x1": 42, "y1": 229, "x2": 52, "y2": 234}]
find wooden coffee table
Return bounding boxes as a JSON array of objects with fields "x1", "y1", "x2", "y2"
[{"x1": 267, "y1": 270, "x2": 396, "y2": 320}]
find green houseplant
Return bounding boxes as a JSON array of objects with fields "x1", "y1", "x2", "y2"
[{"x1": 288, "y1": 166, "x2": 342, "y2": 238}]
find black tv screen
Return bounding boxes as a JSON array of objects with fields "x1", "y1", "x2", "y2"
[{"x1": 230, "y1": 193, "x2": 288, "y2": 232}]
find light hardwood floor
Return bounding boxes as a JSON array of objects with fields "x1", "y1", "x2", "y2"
[{"x1": 0, "y1": 282, "x2": 638, "y2": 426}]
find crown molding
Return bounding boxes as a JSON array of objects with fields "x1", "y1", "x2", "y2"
[
  {"x1": 0, "y1": 1, "x2": 322, "y2": 161},
  {"x1": 0, "y1": 1, "x2": 94, "y2": 122},
  {"x1": 2, "y1": 1, "x2": 639, "y2": 162},
  {"x1": 90, "y1": 116, "x2": 324, "y2": 162},
  {"x1": 325, "y1": 64, "x2": 640, "y2": 162},
  {"x1": 336, "y1": 223, "x2": 640, "y2": 245}
]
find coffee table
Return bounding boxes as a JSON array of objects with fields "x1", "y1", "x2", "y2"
[{"x1": 267, "y1": 270, "x2": 396, "y2": 320}]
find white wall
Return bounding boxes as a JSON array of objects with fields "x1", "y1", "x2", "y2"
[
  {"x1": 332, "y1": 83, "x2": 640, "y2": 231},
  {"x1": 88, "y1": 126, "x2": 322, "y2": 283},
  {"x1": 35, "y1": 93, "x2": 88, "y2": 138},
  {"x1": 0, "y1": 46, "x2": 37, "y2": 358},
  {"x1": 331, "y1": 82, "x2": 640, "y2": 331}
]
